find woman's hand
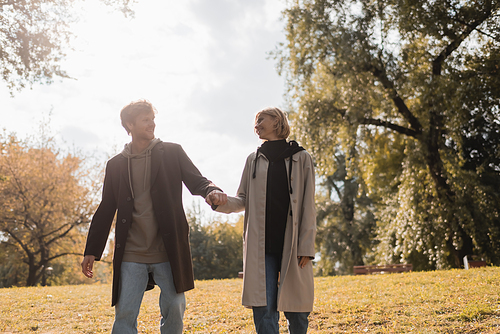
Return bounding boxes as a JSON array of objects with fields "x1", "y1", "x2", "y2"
[
  {"x1": 206, "y1": 190, "x2": 228, "y2": 206},
  {"x1": 298, "y1": 256, "x2": 311, "y2": 268}
]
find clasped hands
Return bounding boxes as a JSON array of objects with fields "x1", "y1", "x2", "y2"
[{"x1": 206, "y1": 190, "x2": 228, "y2": 206}]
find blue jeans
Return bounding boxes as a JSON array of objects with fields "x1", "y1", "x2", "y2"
[
  {"x1": 112, "y1": 262, "x2": 185, "y2": 334},
  {"x1": 252, "y1": 254, "x2": 309, "y2": 334}
]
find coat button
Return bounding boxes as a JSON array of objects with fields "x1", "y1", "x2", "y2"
[
  {"x1": 116, "y1": 244, "x2": 121, "y2": 248},
  {"x1": 127, "y1": 197, "x2": 132, "y2": 201},
  {"x1": 293, "y1": 199, "x2": 297, "y2": 203},
  {"x1": 122, "y1": 219, "x2": 126, "y2": 223}
]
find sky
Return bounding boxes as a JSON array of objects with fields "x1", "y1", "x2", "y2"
[{"x1": 0, "y1": 0, "x2": 289, "y2": 221}]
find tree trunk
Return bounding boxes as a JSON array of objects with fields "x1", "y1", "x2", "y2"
[
  {"x1": 26, "y1": 259, "x2": 38, "y2": 287},
  {"x1": 424, "y1": 108, "x2": 473, "y2": 267},
  {"x1": 342, "y1": 178, "x2": 365, "y2": 265}
]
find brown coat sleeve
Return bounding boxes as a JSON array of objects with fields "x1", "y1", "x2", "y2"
[
  {"x1": 84, "y1": 159, "x2": 118, "y2": 260},
  {"x1": 175, "y1": 144, "x2": 221, "y2": 197}
]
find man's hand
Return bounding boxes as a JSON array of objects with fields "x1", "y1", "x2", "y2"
[
  {"x1": 206, "y1": 190, "x2": 228, "y2": 206},
  {"x1": 81, "y1": 255, "x2": 96, "y2": 278}
]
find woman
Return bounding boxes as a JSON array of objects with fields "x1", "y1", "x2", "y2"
[{"x1": 212, "y1": 107, "x2": 316, "y2": 334}]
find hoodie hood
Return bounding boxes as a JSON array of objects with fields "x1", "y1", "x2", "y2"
[
  {"x1": 121, "y1": 138, "x2": 162, "y2": 199},
  {"x1": 121, "y1": 138, "x2": 162, "y2": 159}
]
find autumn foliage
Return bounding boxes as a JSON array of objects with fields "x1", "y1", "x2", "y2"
[{"x1": 0, "y1": 130, "x2": 99, "y2": 287}]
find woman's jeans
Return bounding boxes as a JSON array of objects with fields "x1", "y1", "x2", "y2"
[
  {"x1": 252, "y1": 254, "x2": 309, "y2": 334},
  {"x1": 111, "y1": 262, "x2": 185, "y2": 334}
]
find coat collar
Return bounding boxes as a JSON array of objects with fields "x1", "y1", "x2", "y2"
[
  {"x1": 118, "y1": 155, "x2": 132, "y2": 196},
  {"x1": 150, "y1": 141, "x2": 164, "y2": 186}
]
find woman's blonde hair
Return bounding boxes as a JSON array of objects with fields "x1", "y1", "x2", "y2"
[{"x1": 255, "y1": 107, "x2": 290, "y2": 139}]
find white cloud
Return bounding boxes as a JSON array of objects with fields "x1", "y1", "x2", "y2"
[{"x1": 0, "y1": 0, "x2": 288, "y2": 217}]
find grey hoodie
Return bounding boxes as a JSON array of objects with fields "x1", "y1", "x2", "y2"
[{"x1": 120, "y1": 138, "x2": 169, "y2": 263}]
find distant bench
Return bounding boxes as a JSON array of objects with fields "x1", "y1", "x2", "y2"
[
  {"x1": 353, "y1": 264, "x2": 413, "y2": 275},
  {"x1": 463, "y1": 255, "x2": 486, "y2": 269}
]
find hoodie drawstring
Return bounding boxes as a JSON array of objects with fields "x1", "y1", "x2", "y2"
[
  {"x1": 122, "y1": 138, "x2": 161, "y2": 200},
  {"x1": 144, "y1": 149, "x2": 150, "y2": 191},
  {"x1": 127, "y1": 156, "x2": 135, "y2": 199},
  {"x1": 126, "y1": 151, "x2": 150, "y2": 199}
]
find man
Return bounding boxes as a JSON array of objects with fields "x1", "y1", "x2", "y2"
[{"x1": 81, "y1": 100, "x2": 227, "y2": 334}]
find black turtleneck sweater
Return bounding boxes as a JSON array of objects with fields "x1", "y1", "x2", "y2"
[{"x1": 259, "y1": 139, "x2": 291, "y2": 257}]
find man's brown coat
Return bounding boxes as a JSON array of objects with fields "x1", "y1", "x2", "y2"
[{"x1": 84, "y1": 142, "x2": 219, "y2": 306}]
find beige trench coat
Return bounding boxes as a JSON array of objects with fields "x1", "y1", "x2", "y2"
[{"x1": 217, "y1": 149, "x2": 316, "y2": 312}]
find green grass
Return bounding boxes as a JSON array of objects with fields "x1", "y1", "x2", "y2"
[{"x1": 1, "y1": 267, "x2": 499, "y2": 333}]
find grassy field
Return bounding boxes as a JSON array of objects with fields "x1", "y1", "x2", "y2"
[{"x1": 0, "y1": 267, "x2": 499, "y2": 333}]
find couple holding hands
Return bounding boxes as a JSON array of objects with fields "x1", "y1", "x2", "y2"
[{"x1": 81, "y1": 100, "x2": 316, "y2": 334}]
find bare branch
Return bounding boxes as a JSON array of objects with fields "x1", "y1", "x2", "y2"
[
  {"x1": 331, "y1": 180, "x2": 343, "y2": 201},
  {"x1": 43, "y1": 221, "x2": 75, "y2": 240},
  {"x1": 452, "y1": 16, "x2": 500, "y2": 42},
  {"x1": 45, "y1": 223, "x2": 77, "y2": 246},
  {"x1": 3, "y1": 228, "x2": 32, "y2": 258},
  {"x1": 433, "y1": 4, "x2": 495, "y2": 75},
  {"x1": 47, "y1": 252, "x2": 84, "y2": 262},
  {"x1": 360, "y1": 117, "x2": 420, "y2": 138},
  {"x1": 367, "y1": 60, "x2": 423, "y2": 134}
]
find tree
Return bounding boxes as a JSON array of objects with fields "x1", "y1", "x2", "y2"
[
  {"x1": 0, "y1": 0, "x2": 134, "y2": 93},
  {"x1": 0, "y1": 238, "x2": 27, "y2": 287},
  {"x1": 0, "y1": 129, "x2": 99, "y2": 286},
  {"x1": 187, "y1": 206, "x2": 243, "y2": 280},
  {"x1": 278, "y1": 0, "x2": 500, "y2": 269},
  {"x1": 315, "y1": 153, "x2": 376, "y2": 275}
]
